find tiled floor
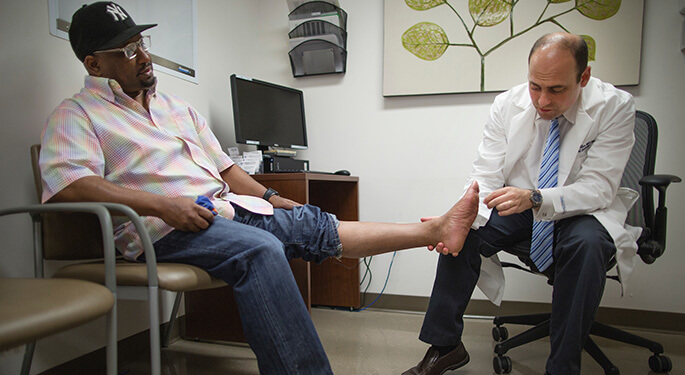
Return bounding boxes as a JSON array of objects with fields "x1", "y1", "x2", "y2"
[{"x1": 122, "y1": 308, "x2": 684, "y2": 374}]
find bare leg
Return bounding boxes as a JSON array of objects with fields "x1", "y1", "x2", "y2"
[{"x1": 337, "y1": 181, "x2": 479, "y2": 258}]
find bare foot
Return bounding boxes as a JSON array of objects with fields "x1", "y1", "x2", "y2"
[{"x1": 436, "y1": 181, "x2": 479, "y2": 256}]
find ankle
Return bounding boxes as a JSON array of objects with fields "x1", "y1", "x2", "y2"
[{"x1": 428, "y1": 216, "x2": 445, "y2": 242}]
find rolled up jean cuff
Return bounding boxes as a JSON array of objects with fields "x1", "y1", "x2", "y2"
[{"x1": 326, "y1": 212, "x2": 343, "y2": 259}]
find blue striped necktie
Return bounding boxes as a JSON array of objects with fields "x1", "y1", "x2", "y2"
[{"x1": 531, "y1": 117, "x2": 560, "y2": 272}]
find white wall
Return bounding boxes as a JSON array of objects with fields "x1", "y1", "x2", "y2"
[
  {"x1": 1, "y1": 1, "x2": 683, "y2": 373},
  {"x1": 291, "y1": 1, "x2": 685, "y2": 312}
]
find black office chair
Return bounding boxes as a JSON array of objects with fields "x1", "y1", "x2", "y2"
[{"x1": 490, "y1": 110, "x2": 681, "y2": 374}]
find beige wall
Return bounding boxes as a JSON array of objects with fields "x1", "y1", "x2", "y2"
[{"x1": 1, "y1": 1, "x2": 683, "y2": 373}]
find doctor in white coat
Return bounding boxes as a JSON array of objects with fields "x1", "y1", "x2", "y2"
[{"x1": 404, "y1": 33, "x2": 639, "y2": 375}]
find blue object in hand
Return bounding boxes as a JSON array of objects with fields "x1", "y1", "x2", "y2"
[{"x1": 195, "y1": 196, "x2": 218, "y2": 215}]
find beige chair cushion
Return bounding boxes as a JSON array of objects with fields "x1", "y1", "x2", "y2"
[
  {"x1": 0, "y1": 278, "x2": 114, "y2": 351},
  {"x1": 53, "y1": 262, "x2": 226, "y2": 292}
]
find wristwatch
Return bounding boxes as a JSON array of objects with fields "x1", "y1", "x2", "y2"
[
  {"x1": 529, "y1": 189, "x2": 543, "y2": 208},
  {"x1": 262, "y1": 187, "x2": 280, "y2": 202}
]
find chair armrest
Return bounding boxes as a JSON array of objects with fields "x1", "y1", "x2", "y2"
[
  {"x1": 0, "y1": 203, "x2": 117, "y2": 291},
  {"x1": 639, "y1": 174, "x2": 682, "y2": 188},
  {"x1": 637, "y1": 174, "x2": 681, "y2": 264},
  {"x1": 640, "y1": 174, "x2": 681, "y2": 208},
  {"x1": 96, "y1": 203, "x2": 159, "y2": 288}
]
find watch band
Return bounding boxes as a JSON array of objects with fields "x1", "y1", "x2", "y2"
[{"x1": 262, "y1": 187, "x2": 280, "y2": 201}]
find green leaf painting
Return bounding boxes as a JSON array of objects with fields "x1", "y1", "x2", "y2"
[
  {"x1": 405, "y1": 0, "x2": 447, "y2": 11},
  {"x1": 402, "y1": 22, "x2": 450, "y2": 60},
  {"x1": 577, "y1": 0, "x2": 621, "y2": 20},
  {"x1": 469, "y1": 0, "x2": 512, "y2": 27},
  {"x1": 581, "y1": 34, "x2": 596, "y2": 61},
  {"x1": 399, "y1": 0, "x2": 623, "y2": 92}
]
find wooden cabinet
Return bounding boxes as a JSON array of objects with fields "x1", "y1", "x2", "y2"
[{"x1": 184, "y1": 173, "x2": 360, "y2": 342}]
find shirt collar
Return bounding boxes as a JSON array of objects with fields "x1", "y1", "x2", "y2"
[
  {"x1": 84, "y1": 75, "x2": 157, "y2": 104},
  {"x1": 562, "y1": 91, "x2": 581, "y2": 125}
]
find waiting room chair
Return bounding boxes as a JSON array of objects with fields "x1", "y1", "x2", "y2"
[
  {"x1": 490, "y1": 110, "x2": 681, "y2": 374},
  {"x1": 0, "y1": 203, "x2": 117, "y2": 375},
  {"x1": 30, "y1": 144, "x2": 227, "y2": 375}
]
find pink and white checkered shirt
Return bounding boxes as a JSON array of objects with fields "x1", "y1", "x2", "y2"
[{"x1": 40, "y1": 76, "x2": 273, "y2": 260}]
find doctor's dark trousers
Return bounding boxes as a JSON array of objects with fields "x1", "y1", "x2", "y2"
[{"x1": 418, "y1": 208, "x2": 616, "y2": 375}]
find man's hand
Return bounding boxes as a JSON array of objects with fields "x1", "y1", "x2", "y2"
[
  {"x1": 484, "y1": 186, "x2": 533, "y2": 216},
  {"x1": 158, "y1": 197, "x2": 215, "y2": 232},
  {"x1": 219, "y1": 165, "x2": 303, "y2": 210},
  {"x1": 268, "y1": 195, "x2": 303, "y2": 210}
]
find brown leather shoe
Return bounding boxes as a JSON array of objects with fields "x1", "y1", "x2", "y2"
[{"x1": 402, "y1": 342, "x2": 470, "y2": 375}]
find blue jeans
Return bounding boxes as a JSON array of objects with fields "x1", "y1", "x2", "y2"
[
  {"x1": 419, "y1": 209, "x2": 615, "y2": 375},
  {"x1": 149, "y1": 204, "x2": 341, "y2": 374}
]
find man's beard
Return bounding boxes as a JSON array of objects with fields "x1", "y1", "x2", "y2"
[{"x1": 142, "y1": 75, "x2": 157, "y2": 88}]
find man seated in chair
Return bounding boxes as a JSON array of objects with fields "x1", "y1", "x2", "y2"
[
  {"x1": 403, "y1": 33, "x2": 640, "y2": 375},
  {"x1": 39, "y1": 2, "x2": 479, "y2": 374}
]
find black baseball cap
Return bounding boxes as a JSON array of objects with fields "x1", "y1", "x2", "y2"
[{"x1": 69, "y1": 2, "x2": 157, "y2": 62}]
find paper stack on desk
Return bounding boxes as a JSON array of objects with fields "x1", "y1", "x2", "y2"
[{"x1": 227, "y1": 147, "x2": 263, "y2": 175}]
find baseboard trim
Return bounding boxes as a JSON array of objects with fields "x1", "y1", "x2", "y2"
[{"x1": 361, "y1": 293, "x2": 685, "y2": 333}]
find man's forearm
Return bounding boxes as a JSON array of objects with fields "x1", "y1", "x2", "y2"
[
  {"x1": 220, "y1": 164, "x2": 267, "y2": 198},
  {"x1": 47, "y1": 175, "x2": 166, "y2": 217}
]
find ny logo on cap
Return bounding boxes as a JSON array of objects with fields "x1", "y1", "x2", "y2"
[{"x1": 106, "y1": 3, "x2": 128, "y2": 21}]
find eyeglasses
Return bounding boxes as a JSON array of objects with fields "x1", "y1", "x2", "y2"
[{"x1": 94, "y1": 35, "x2": 151, "y2": 60}]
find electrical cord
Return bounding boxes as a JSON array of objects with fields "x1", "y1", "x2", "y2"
[
  {"x1": 329, "y1": 257, "x2": 364, "y2": 270},
  {"x1": 356, "y1": 251, "x2": 396, "y2": 312},
  {"x1": 317, "y1": 252, "x2": 396, "y2": 312},
  {"x1": 328, "y1": 256, "x2": 376, "y2": 307},
  {"x1": 359, "y1": 256, "x2": 373, "y2": 306}
]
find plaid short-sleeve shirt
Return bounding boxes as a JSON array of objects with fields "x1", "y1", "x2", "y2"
[{"x1": 40, "y1": 76, "x2": 273, "y2": 260}]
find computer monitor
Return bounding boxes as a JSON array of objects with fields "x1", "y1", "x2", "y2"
[{"x1": 230, "y1": 74, "x2": 308, "y2": 151}]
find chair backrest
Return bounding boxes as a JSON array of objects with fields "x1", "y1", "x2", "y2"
[
  {"x1": 30, "y1": 144, "x2": 43, "y2": 203},
  {"x1": 30, "y1": 144, "x2": 106, "y2": 260},
  {"x1": 619, "y1": 110, "x2": 658, "y2": 232}
]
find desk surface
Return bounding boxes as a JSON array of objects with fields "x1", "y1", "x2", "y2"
[{"x1": 253, "y1": 172, "x2": 359, "y2": 183}]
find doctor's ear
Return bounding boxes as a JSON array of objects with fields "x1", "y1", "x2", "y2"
[{"x1": 580, "y1": 66, "x2": 591, "y2": 87}]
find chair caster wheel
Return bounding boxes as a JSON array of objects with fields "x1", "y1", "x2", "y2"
[
  {"x1": 605, "y1": 365, "x2": 620, "y2": 375},
  {"x1": 493, "y1": 355, "x2": 512, "y2": 374},
  {"x1": 649, "y1": 354, "x2": 672, "y2": 373},
  {"x1": 492, "y1": 326, "x2": 509, "y2": 341}
]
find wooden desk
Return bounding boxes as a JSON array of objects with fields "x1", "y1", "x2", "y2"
[{"x1": 184, "y1": 173, "x2": 360, "y2": 342}]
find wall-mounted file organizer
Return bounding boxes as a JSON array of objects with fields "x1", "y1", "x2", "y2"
[{"x1": 287, "y1": 1, "x2": 347, "y2": 77}]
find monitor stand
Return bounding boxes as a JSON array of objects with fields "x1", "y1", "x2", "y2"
[{"x1": 262, "y1": 147, "x2": 298, "y2": 158}]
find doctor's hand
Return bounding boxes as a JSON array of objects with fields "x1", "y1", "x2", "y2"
[
  {"x1": 420, "y1": 216, "x2": 456, "y2": 256},
  {"x1": 484, "y1": 187, "x2": 533, "y2": 216}
]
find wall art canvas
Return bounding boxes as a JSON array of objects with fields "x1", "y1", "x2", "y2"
[{"x1": 383, "y1": 0, "x2": 644, "y2": 96}]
